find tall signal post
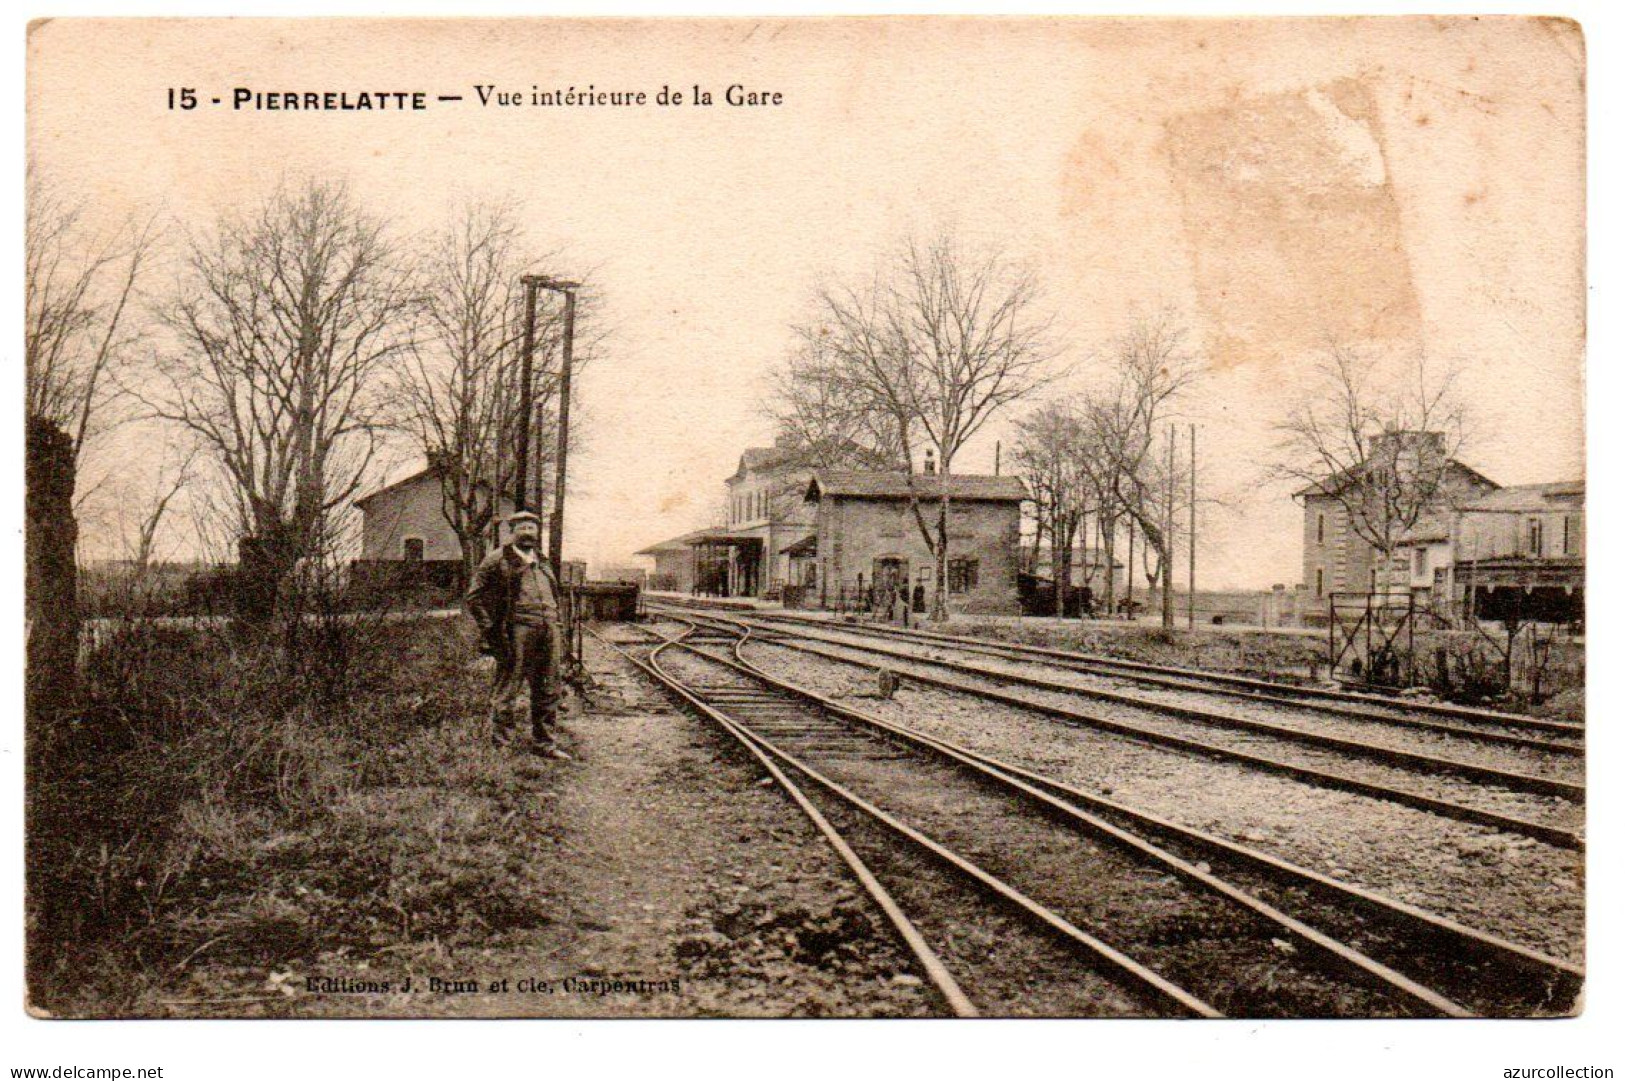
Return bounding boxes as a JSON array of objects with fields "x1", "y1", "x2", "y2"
[{"x1": 519, "y1": 274, "x2": 581, "y2": 582}]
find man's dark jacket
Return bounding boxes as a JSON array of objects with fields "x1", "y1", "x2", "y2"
[{"x1": 465, "y1": 545, "x2": 562, "y2": 653}]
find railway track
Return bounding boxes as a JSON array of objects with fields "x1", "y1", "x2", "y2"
[
  {"x1": 596, "y1": 616, "x2": 1582, "y2": 1017},
  {"x1": 647, "y1": 598, "x2": 1582, "y2": 743},
  {"x1": 647, "y1": 603, "x2": 1583, "y2": 850}
]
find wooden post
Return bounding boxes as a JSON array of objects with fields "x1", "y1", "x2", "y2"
[
  {"x1": 514, "y1": 279, "x2": 539, "y2": 512},
  {"x1": 549, "y1": 289, "x2": 576, "y2": 584},
  {"x1": 1162, "y1": 424, "x2": 1175, "y2": 630},
  {"x1": 1188, "y1": 423, "x2": 1196, "y2": 630}
]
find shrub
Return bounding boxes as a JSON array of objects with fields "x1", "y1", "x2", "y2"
[{"x1": 26, "y1": 597, "x2": 500, "y2": 1015}]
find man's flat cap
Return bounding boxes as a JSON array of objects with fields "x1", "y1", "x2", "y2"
[{"x1": 505, "y1": 510, "x2": 542, "y2": 526}]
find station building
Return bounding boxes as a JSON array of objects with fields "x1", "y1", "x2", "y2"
[
  {"x1": 805, "y1": 471, "x2": 1025, "y2": 614},
  {"x1": 1396, "y1": 481, "x2": 1584, "y2": 625},
  {"x1": 638, "y1": 442, "x2": 1026, "y2": 614}
]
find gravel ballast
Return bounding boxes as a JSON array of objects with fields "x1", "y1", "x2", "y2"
[{"x1": 739, "y1": 639, "x2": 1585, "y2": 966}]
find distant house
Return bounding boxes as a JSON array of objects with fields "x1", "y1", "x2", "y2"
[
  {"x1": 1397, "y1": 481, "x2": 1584, "y2": 624},
  {"x1": 637, "y1": 447, "x2": 1026, "y2": 614},
  {"x1": 1295, "y1": 432, "x2": 1499, "y2": 605},
  {"x1": 1026, "y1": 543, "x2": 1126, "y2": 592},
  {"x1": 636, "y1": 527, "x2": 725, "y2": 594},
  {"x1": 597, "y1": 564, "x2": 649, "y2": 587},
  {"x1": 637, "y1": 435, "x2": 872, "y2": 600},
  {"x1": 805, "y1": 470, "x2": 1026, "y2": 615},
  {"x1": 352, "y1": 462, "x2": 513, "y2": 592}
]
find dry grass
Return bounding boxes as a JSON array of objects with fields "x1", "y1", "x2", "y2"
[{"x1": 27, "y1": 611, "x2": 554, "y2": 1017}]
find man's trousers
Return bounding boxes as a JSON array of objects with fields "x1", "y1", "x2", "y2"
[{"x1": 490, "y1": 619, "x2": 564, "y2": 747}]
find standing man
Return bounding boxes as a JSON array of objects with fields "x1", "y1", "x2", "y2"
[{"x1": 466, "y1": 511, "x2": 572, "y2": 760}]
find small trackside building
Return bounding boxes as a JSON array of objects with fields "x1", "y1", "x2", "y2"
[
  {"x1": 352, "y1": 461, "x2": 513, "y2": 593},
  {"x1": 805, "y1": 471, "x2": 1026, "y2": 615}
]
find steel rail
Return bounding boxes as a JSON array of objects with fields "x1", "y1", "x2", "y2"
[
  {"x1": 645, "y1": 598, "x2": 1581, "y2": 736},
  {"x1": 669, "y1": 605, "x2": 1582, "y2": 756},
  {"x1": 664, "y1": 624, "x2": 1475, "y2": 1017},
  {"x1": 679, "y1": 611, "x2": 1579, "y2": 796},
  {"x1": 658, "y1": 610, "x2": 1583, "y2": 851},
  {"x1": 592, "y1": 624, "x2": 978, "y2": 1017},
  {"x1": 704, "y1": 623, "x2": 1582, "y2": 1012},
  {"x1": 678, "y1": 610, "x2": 1582, "y2": 800},
  {"x1": 610, "y1": 623, "x2": 1223, "y2": 1017}
]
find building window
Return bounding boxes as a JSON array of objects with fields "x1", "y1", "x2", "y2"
[
  {"x1": 1316, "y1": 512, "x2": 1325, "y2": 544},
  {"x1": 1315, "y1": 568, "x2": 1324, "y2": 598},
  {"x1": 1413, "y1": 548, "x2": 1426, "y2": 576},
  {"x1": 402, "y1": 537, "x2": 425, "y2": 562},
  {"x1": 1527, "y1": 518, "x2": 1544, "y2": 557},
  {"x1": 948, "y1": 558, "x2": 979, "y2": 594},
  {"x1": 1563, "y1": 515, "x2": 1577, "y2": 555}
]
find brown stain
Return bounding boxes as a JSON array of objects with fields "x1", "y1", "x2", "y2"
[
  {"x1": 657, "y1": 491, "x2": 690, "y2": 514},
  {"x1": 1157, "y1": 77, "x2": 1423, "y2": 371}
]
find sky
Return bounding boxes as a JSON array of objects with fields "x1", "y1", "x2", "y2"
[{"x1": 27, "y1": 17, "x2": 1585, "y2": 588}]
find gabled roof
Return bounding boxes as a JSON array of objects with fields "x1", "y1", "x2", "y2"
[
  {"x1": 355, "y1": 465, "x2": 439, "y2": 509},
  {"x1": 355, "y1": 462, "x2": 508, "y2": 511},
  {"x1": 781, "y1": 533, "x2": 818, "y2": 557},
  {"x1": 1459, "y1": 481, "x2": 1584, "y2": 513},
  {"x1": 1294, "y1": 459, "x2": 1499, "y2": 500},
  {"x1": 634, "y1": 527, "x2": 725, "y2": 555},
  {"x1": 805, "y1": 471, "x2": 1028, "y2": 503},
  {"x1": 728, "y1": 446, "x2": 797, "y2": 482},
  {"x1": 728, "y1": 437, "x2": 897, "y2": 484}
]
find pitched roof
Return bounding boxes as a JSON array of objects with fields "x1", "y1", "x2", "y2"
[
  {"x1": 1293, "y1": 459, "x2": 1499, "y2": 500},
  {"x1": 805, "y1": 471, "x2": 1027, "y2": 503},
  {"x1": 1458, "y1": 481, "x2": 1584, "y2": 513},
  {"x1": 355, "y1": 465, "x2": 439, "y2": 508},
  {"x1": 634, "y1": 526, "x2": 725, "y2": 555}
]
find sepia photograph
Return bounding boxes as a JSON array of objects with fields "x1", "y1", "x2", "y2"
[{"x1": 20, "y1": 11, "x2": 1594, "y2": 1037}]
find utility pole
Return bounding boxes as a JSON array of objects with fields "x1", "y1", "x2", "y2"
[
  {"x1": 1188, "y1": 423, "x2": 1197, "y2": 630},
  {"x1": 1163, "y1": 424, "x2": 1175, "y2": 630},
  {"x1": 550, "y1": 287, "x2": 577, "y2": 583}
]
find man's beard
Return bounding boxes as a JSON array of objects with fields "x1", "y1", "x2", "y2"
[{"x1": 514, "y1": 537, "x2": 538, "y2": 550}]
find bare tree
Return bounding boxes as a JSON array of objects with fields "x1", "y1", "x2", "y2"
[
  {"x1": 388, "y1": 202, "x2": 602, "y2": 581},
  {"x1": 125, "y1": 446, "x2": 200, "y2": 570},
  {"x1": 151, "y1": 179, "x2": 417, "y2": 619},
  {"x1": 1011, "y1": 399, "x2": 1090, "y2": 617},
  {"x1": 766, "y1": 336, "x2": 907, "y2": 471},
  {"x1": 1086, "y1": 312, "x2": 1202, "y2": 628},
  {"x1": 25, "y1": 169, "x2": 161, "y2": 718},
  {"x1": 26, "y1": 170, "x2": 160, "y2": 466},
  {"x1": 800, "y1": 234, "x2": 1056, "y2": 621},
  {"x1": 1273, "y1": 342, "x2": 1469, "y2": 595},
  {"x1": 389, "y1": 201, "x2": 524, "y2": 582}
]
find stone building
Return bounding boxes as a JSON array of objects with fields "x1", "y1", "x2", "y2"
[
  {"x1": 714, "y1": 440, "x2": 822, "y2": 598},
  {"x1": 352, "y1": 462, "x2": 512, "y2": 592},
  {"x1": 805, "y1": 471, "x2": 1025, "y2": 615},
  {"x1": 637, "y1": 449, "x2": 1028, "y2": 614},
  {"x1": 1397, "y1": 481, "x2": 1584, "y2": 624},
  {"x1": 638, "y1": 436, "x2": 855, "y2": 599},
  {"x1": 636, "y1": 527, "x2": 722, "y2": 593},
  {"x1": 1296, "y1": 432, "x2": 1498, "y2": 607}
]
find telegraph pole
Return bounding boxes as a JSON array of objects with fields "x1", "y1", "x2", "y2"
[
  {"x1": 1188, "y1": 423, "x2": 1197, "y2": 630},
  {"x1": 549, "y1": 287, "x2": 577, "y2": 583},
  {"x1": 1163, "y1": 424, "x2": 1175, "y2": 630}
]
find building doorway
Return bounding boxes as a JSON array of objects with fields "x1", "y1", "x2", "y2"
[{"x1": 872, "y1": 557, "x2": 909, "y2": 609}]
